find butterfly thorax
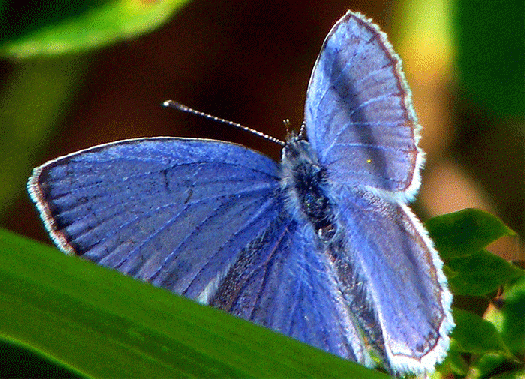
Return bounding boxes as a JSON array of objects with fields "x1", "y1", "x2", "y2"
[{"x1": 280, "y1": 136, "x2": 336, "y2": 241}]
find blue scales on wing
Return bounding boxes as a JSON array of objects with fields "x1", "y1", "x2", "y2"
[
  {"x1": 332, "y1": 187, "x2": 453, "y2": 372},
  {"x1": 302, "y1": 11, "x2": 453, "y2": 373},
  {"x1": 210, "y1": 216, "x2": 371, "y2": 365},
  {"x1": 305, "y1": 11, "x2": 422, "y2": 199},
  {"x1": 30, "y1": 138, "x2": 284, "y2": 301}
]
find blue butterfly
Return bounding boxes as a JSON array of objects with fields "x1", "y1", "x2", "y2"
[{"x1": 28, "y1": 10, "x2": 453, "y2": 375}]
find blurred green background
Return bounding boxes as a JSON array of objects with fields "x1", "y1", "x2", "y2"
[
  {"x1": 1, "y1": 0, "x2": 523, "y2": 259},
  {"x1": 0, "y1": 0, "x2": 524, "y2": 377}
]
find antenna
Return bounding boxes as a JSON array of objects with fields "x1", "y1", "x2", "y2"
[{"x1": 163, "y1": 100, "x2": 285, "y2": 146}]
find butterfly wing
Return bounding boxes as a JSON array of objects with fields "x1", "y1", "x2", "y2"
[
  {"x1": 334, "y1": 187, "x2": 453, "y2": 373},
  {"x1": 210, "y1": 217, "x2": 374, "y2": 366},
  {"x1": 304, "y1": 11, "x2": 453, "y2": 374},
  {"x1": 305, "y1": 11, "x2": 422, "y2": 200},
  {"x1": 28, "y1": 137, "x2": 283, "y2": 301}
]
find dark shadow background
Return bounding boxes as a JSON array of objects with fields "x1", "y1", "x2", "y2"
[{"x1": 1, "y1": 0, "x2": 523, "y2": 260}]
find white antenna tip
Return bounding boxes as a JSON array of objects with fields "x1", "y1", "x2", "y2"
[{"x1": 162, "y1": 100, "x2": 286, "y2": 146}]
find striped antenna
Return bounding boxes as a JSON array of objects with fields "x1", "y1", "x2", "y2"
[{"x1": 163, "y1": 100, "x2": 285, "y2": 146}]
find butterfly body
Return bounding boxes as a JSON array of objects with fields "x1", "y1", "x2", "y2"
[
  {"x1": 29, "y1": 11, "x2": 453, "y2": 375},
  {"x1": 281, "y1": 136, "x2": 336, "y2": 240}
]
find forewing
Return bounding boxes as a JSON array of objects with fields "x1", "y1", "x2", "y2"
[
  {"x1": 211, "y1": 218, "x2": 373, "y2": 367},
  {"x1": 305, "y1": 11, "x2": 422, "y2": 198},
  {"x1": 28, "y1": 137, "x2": 283, "y2": 301},
  {"x1": 334, "y1": 187, "x2": 453, "y2": 373}
]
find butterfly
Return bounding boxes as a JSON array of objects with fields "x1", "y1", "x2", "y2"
[{"x1": 28, "y1": 10, "x2": 453, "y2": 375}]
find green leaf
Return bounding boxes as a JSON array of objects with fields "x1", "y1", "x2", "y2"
[
  {"x1": 451, "y1": 308, "x2": 507, "y2": 355},
  {"x1": 485, "y1": 276, "x2": 525, "y2": 355},
  {"x1": 447, "y1": 250, "x2": 523, "y2": 296},
  {"x1": 0, "y1": 229, "x2": 388, "y2": 379},
  {"x1": 426, "y1": 209, "x2": 515, "y2": 261},
  {"x1": 438, "y1": 347, "x2": 469, "y2": 377},
  {"x1": 0, "y1": 339, "x2": 84, "y2": 378},
  {"x1": 470, "y1": 353, "x2": 524, "y2": 379},
  {"x1": 0, "y1": 0, "x2": 190, "y2": 58}
]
